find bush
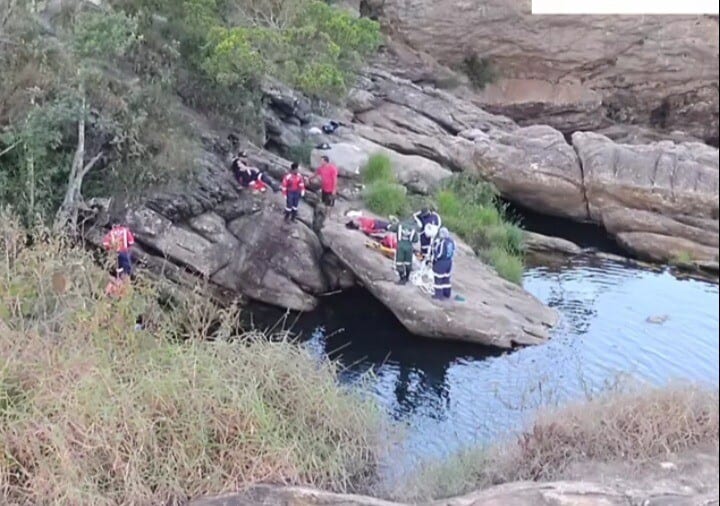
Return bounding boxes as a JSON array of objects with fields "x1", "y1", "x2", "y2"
[
  {"x1": 361, "y1": 153, "x2": 394, "y2": 184},
  {"x1": 390, "y1": 382, "x2": 720, "y2": 501},
  {"x1": 481, "y1": 246, "x2": 524, "y2": 284},
  {"x1": 286, "y1": 141, "x2": 315, "y2": 166},
  {"x1": 436, "y1": 175, "x2": 525, "y2": 283},
  {"x1": 0, "y1": 214, "x2": 384, "y2": 504},
  {"x1": 462, "y1": 54, "x2": 497, "y2": 90},
  {"x1": 362, "y1": 180, "x2": 408, "y2": 217}
]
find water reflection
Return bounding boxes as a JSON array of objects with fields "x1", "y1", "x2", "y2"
[{"x1": 290, "y1": 255, "x2": 719, "y2": 473}]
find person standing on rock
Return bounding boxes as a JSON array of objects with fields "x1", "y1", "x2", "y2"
[
  {"x1": 281, "y1": 162, "x2": 306, "y2": 222},
  {"x1": 388, "y1": 217, "x2": 419, "y2": 284},
  {"x1": 413, "y1": 206, "x2": 442, "y2": 260},
  {"x1": 102, "y1": 222, "x2": 135, "y2": 277},
  {"x1": 432, "y1": 227, "x2": 455, "y2": 300},
  {"x1": 313, "y1": 155, "x2": 339, "y2": 208}
]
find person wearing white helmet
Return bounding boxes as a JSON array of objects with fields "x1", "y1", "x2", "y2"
[
  {"x1": 413, "y1": 206, "x2": 442, "y2": 260},
  {"x1": 432, "y1": 227, "x2": 455, "y2": 300}
]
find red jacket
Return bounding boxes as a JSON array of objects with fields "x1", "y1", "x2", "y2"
[
  {"x1": 103, "y1": 225, "x2": 135, "y2": 253},
  {"x1": 315, "y1": 163, "x2": 338, "y2": 193},
  {"x1": 281, "y1": 173, "x2": 305, "y2": 195}
]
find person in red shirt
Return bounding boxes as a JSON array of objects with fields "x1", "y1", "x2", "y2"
[
  {"x1": 102, "y1": 223, "x2": 135, "y2": 276},
  {"x1": 281, "y1": 162, "x2": 306, "y2": 222},
  {"x1": 314, "y1": 155, "x2": 338, "y2": 207}
]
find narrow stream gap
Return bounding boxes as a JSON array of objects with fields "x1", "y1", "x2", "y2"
[{"x1": 502, "y1": 199, "x2": 624, "y2": 254}]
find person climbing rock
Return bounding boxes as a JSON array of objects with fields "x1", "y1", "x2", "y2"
[
  {"x1": 102, "y1": 222, "x2": 135, "y2": 277},
  {"x1": 231, "y1": 151, "x2": 278, "y2": 193},
  {"x1": 413, "y1": 206, "x2": 442, "y2": 260},
  {"x1": 104, "y1": 267, "x2": 131, "y2": 299},
  {"x1": 314, "y1": 155, "x2": 338, "y2": 208},
  {"x1": 388, "y1": 217, "x2": 419, "y2": 285},
  {"x1": 281, "y1": 162, "x2": 306, "y2": 222},
  {"x1": 432, "y1": 227, "x2": 455, "y2": 300}
]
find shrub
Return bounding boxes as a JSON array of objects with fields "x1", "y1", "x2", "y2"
[
  {"x1": 0, "y1": 214, "x2": 384, "y2": 504},
  {"x1": 482, "y1": 246, "x2": 524, "y2": 284},
  {"x1": 462, "y1": 54, "x2": 497, "y2": 90},
  {"x1": 361, "y1": 153, "x2": 394, "y2": 184},
  {"x1": 286, "y1": 141, "x2": 315, "y2": 166},
  {"x1": 435, "y1": 175, "x2": 525, "y2": 283},
  {"x1": 362, "y1": 180, "x2": 408, "y2": 217},
  {"x1": 390, "y1": 382, "x2": 720, "y2": 501}
]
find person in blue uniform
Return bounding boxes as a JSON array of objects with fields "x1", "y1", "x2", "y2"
[
  {"x1": 432, "y1": 227, "x2": 455, "y2": 300},
  {"x1": 413, "y1": 206, "x2": 442, "y2": 259}
]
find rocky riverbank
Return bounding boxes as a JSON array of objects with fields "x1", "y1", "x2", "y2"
[{"x1": 192, "y1": 448, "x2": 719, "y2": 506}]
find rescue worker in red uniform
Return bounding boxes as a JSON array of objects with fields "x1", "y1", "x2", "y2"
[
  {"x1": 313, "y1": 155, "x2": 338, "y2": 207},
  {"x1": 102, "y1": 223, "x2": 135, "y2": 276},
  {"x1": 281, "y1": 162, "x2": 306, "y2": 222}
]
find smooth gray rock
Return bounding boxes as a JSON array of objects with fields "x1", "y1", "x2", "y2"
[{"x1": 319, "y1": 207, "x2": 558, "y2": 348}]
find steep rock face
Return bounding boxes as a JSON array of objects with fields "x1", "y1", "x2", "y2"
[
  {"x1": 368, "y1": 0, "x2": 719, "y2": 143},
  {"x1": 110, "y1": 151, "x2": 329, "y2": 312},
  {"x1": 351, "y1": 69, "x2": 589, "y2": 220},
  {"x1": 573, "y1": 132, "x2": 719, "y2": 262}
]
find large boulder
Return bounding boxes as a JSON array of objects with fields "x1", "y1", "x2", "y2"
[
  {"x1": 352, "y1": 70, "x2": 588, "y2": 220},
  {"x1": 369, "y1": 0, "x2": 719, "y2": 143},
  {"x1": 111, "y1": 154, "x2": 328, "y2": 312},
  {"x1": 573, "y1": 132, "x2": 719, "y2": 262},
  {"x1": 320, "y1": 207, "x2": 558, "y2": 348}
]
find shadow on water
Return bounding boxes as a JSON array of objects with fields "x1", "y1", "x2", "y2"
[
  {"x1": 244, "y1": 287, "x2": 506, "y2": 420},
  {"x1": 243, "y1": 248, "x2": 719, "y2": 479},
  {"x1": 502, "y1": 199, "x2": 625, "y2": 255}
]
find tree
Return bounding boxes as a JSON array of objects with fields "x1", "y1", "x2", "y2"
[{"x1": 53, "y1": 9, "x2": 138, "y2": 233}]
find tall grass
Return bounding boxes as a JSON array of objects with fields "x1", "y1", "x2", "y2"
[
  {"x1": 391, "y1": 382, "x2": 719, "y2": 501},
  {"x1": 361, "y1": 153, "x2": 408, "y2": 217},
  {"x1": 0, "y1": 214, "x2": 383, "y2": 505},
  {"x1": 436, "y1": 174, "x2": 525, "y2": 283}
]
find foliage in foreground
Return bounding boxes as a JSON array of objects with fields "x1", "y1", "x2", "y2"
[
  {"x1": 393, "y1": 382, "x2": 719, "y2": 501},
  {"x1": 0, "y1": 215, "x2": 383, "y2": 505}
]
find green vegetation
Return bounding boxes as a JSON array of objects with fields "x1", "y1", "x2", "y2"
[
  {"x1": 285, "y1": 141, "x2": 315, "y2": 166},
  {"x1": 361, "y1": 153, "x2": 394, "y2": 184},
  {"x1": 392, "y1": 382, "x2": 719, "y2": 501},
  {"x1": 361, "y1": 153, "x2": 409, "y2": 217},
  {"x1": 672, "y1": 250, "x2": 694, "y2": 265},
  {"x1": 0, "y1": 0, "x2": 380, "y2": 227},
  {"x1": 358, "y1": 159, "x2": 524, "y2": 282},
  {"x1": 461, "y1": 54, "x2": 497, "y2": 90},
  {"x1": 0, "y1": 215, "x2": 383, "y2": 504},
  {"x1": 436, "y1": 174, "x2": 525, "y2": 283}
]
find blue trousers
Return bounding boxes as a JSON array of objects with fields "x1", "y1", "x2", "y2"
[
  {"x1": 433, "y1": 258, "x2": 452, "y2": 298},
  {"x1": 118, "y1": 251, "x2": 133, "y2": 276},
  {"x1": 420, "y1": 234, "x2": 432, "y2": 256},
  {"x1": 285, "y1": 191, "x2": 301, "y2": 219}
]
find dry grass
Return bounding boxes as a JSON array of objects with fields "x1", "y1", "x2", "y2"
[
  {"x1": 0, "y1": 213, "x2": 383, "y2": 505},
  {"x1": 391, "y1": 382, "x2": 719, "y2": 501}
]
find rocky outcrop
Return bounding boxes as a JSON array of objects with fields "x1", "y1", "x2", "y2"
[
  {"x1": 326, "y1": 68, "x2": 718, "y2": 264},
  {"x1": 87, "y1": 113, "x2": 558, "y2": 346},
  {"x1": 573, "y1": 132, "x2": 720, "y2": 262},
  {"x1": 367, "y1": 0, "x2": 719, "y2": 144},
  {"x1": 321, "y1": 206, "x2": 558, "y2": 347},
  {"x1": 349, "y1": 69, "x2": 589, "y2": 220},
  {"x1": 524, "y1": 231, "x2": 583, "y2": 257},
  {"x1": 192, "y1": 482, "x2": 719, "y2": 506}
]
